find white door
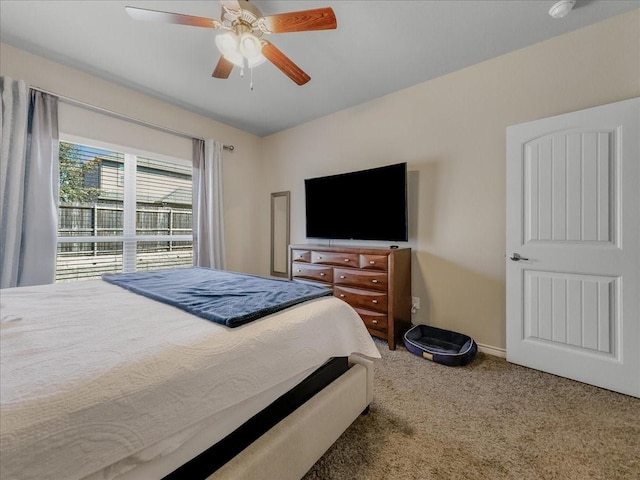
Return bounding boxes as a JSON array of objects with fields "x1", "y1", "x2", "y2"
[{"x1": 506, "y1": 98, "x2": 640, "y2": 397}]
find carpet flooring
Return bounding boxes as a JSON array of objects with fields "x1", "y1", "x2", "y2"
[{"x1": 303, "y1": 339, "x2": 640, "y2": 480}]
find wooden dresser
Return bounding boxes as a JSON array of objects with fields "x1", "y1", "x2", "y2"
[{"x1": 289, "y1": 244, "x2": 411, "y2": 350}]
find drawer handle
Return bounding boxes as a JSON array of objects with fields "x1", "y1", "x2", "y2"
[
  {"x1": 320, "y1": 273, "x2": 325, "y2": 276},
  {"x1": 297, "y1": 269, "x2": 301, "y2": 272},
  {"x1": 340, "y1": 294, "x2": 345, "y2": 298},
  {"x1": 318, "y1": 256, "x2": 322, "y2": 259},
  {"x1": 344, "y1": 258, "x2": 350, "y2": 262},
  {"x1": 369, "y1": 260, "x2": 375, "y2": 264},
  {"x1": 372, "y1": 300, "x2": 378, "y2": 304},
  {"x1": 340, "y1": 275, "x2": 346, "y2": 279},
  {"x1": 372, "y1": 280, "x2": 378, "y2": 283},
  {"x1": 372, "y1": 320, "x2": 378, "y2": 324}
]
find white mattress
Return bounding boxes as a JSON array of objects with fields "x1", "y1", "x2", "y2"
[{"x1": 0, "y1": 279, "x2": 380, "y2": 480}]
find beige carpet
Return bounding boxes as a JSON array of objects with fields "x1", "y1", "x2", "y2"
[{"x1": 304, "y1": 339, "x2": 640, "y2": 480}]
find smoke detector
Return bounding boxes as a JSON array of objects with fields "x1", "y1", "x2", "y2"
[{"x1": 549, "y1": 0, "x2": 576, "y2": 19}]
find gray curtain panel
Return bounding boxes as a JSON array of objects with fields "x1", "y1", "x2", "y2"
[
  {"x1": 192, "y1": 138, "x2": 226, "y2": 269},
  {"x1": 0, "y1": 77, "x2": 59, "y2": 288}
]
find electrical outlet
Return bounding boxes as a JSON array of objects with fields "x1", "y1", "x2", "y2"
[{"x1": 411, "y1": 296, "x2": 420, "y2": 314}]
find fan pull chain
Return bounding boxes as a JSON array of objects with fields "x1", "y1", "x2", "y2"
[
  {"x1": 240, "y1": 67, "x2": 244, "y2": 78},
  {"x1": 250, "y1": 67, "x2": 254, "y2": 91}
]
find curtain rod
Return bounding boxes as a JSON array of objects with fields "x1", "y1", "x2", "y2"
[{"x1": 30, "y1": 86, "x2": 235, "y2": 151}]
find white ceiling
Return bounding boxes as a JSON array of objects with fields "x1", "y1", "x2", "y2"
[{"x1": 1, "y1": 1, "x2": 638, "y2": 136}]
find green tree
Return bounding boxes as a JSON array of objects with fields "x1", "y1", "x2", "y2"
[{"x1": 59, "y1": 142, "x2": 102, "y2": 203}]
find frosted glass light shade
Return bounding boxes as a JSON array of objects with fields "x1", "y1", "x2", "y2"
[
  {"x1": 215, "y1": 32, "x2": 238, "y2": 56},
  {"x1": 247, "y1": 54, "x2": 266, "y2": 68},
  {"x1": 215, "y1": 31, "x2": 265, "y2": 71},
  {"x1": 224, "y1": 51, "x2": 244, "y2": 68},
  {"x1": 238, "y1": 33, "x2": 263, "y2": 59}
]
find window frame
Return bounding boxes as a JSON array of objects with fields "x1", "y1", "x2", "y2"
[{"x1": 57, "y1": 134, "x2": 193, "y2": 275}]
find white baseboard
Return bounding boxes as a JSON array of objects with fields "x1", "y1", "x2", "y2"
[{"x1": 477, "y1": 342, "x2": 506, "y2": 358}]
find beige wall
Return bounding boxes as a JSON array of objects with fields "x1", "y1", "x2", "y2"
[
  {"x1": 0, "y1": 43, "x2": 263, "y2": 274},
  {"x1": 258, "y1": 10, "x2": 640, "y2": 351},
  {"x1": 1, "y1": 10, "x2": 638, "y2": 351}
]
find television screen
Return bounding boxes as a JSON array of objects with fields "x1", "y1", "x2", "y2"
[{"x1": 304, "y1": 162, "x2": 408, "y2": 241}]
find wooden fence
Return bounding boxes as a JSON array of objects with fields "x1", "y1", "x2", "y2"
[{"x1": 56, "y1": 203, "x2": 193, "y2": 282}]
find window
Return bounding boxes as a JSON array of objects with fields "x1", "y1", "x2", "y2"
[{"x1": 56, "y1": 141, "x2": 193, "y2": 282}]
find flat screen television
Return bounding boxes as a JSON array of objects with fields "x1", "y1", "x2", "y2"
[{"x1": 304, "y1": 162, "x2": 408, "y2": 241}]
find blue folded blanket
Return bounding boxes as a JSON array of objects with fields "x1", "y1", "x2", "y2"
[{"x1": 102, "y1": 267, "x2": 333, "y2": 328}]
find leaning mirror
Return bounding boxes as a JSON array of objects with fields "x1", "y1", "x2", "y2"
[{"x1": 270, "y1": 191, "x2": 290, "y2": 277}]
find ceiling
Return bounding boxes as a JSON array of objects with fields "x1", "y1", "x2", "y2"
[{"x1": 1, "y1": 1, "x2": 638, "y2": 137}]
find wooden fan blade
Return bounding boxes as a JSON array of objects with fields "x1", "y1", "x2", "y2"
[
  {"x1": 212, "y1": 56, "x2": 234, "y2": 79},
  {"x1": 261, "y1": 7, "x2": 337, "y2": 34},
  {"x1": 125, "y1": 6, "x2": 222, "y2": 29},
  {"x1": 262, "y1": 42, "x2": 310, "y2": 86}
]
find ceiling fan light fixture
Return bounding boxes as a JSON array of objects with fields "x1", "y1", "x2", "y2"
[{"x1": 215, "y1": 30, "x2": 264, "y2": 71}]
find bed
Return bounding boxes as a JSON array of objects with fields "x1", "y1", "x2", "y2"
[{"x1": 0, "y1": 270, "x2": 380, "y2": 480}]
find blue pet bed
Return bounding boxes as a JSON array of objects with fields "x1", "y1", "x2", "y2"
[{"x1": 403, "y1": 324, "x2": 477, "y2": 366}]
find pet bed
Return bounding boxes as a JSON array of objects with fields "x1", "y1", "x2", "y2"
[{"x1": 403, "y1": 324, "x2": 477, "y2": 366}]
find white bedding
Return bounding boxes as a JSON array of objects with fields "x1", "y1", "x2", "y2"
[{"x1": 0, "y1": 279, "x2": 380, "y2": 480}]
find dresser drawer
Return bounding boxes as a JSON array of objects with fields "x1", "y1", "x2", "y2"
[
  {"x1": 291, "y1": 263, "x2": 332, "y2": 284},
  {"x1": 359, "y1": 254, "x2": 388, "y2": 271},
  {"x1": 311, "y1": 251, "x2": 359, "y2": 267},
  {"x1": 334, "y1": 268, "x2": 388, "y2": 292},
  {"x1": 355, "y1": 308, "x2": 388, "y2": 332},
  {"x1": 291, "y1": 249, "x2": 311, "y2": 263},
  {"x1": 334, "y1": 286, "x2": 388, "y2": 314}
]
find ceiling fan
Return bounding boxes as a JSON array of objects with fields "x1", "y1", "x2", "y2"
[{"x1": 125, "y1": 0, "x2": 337, "y2": 86}]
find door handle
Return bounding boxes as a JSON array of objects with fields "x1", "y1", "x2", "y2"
[{"x1": 509, "y1": 253, "x2": 529, "y2": 261}]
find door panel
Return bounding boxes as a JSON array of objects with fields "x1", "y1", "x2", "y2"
[
  {"x1": 506, "y1": 98, "x2": 639, "y2": 397},
  {"x1": 524, "y1": 131, "x2": 614, "y2": 244},
  {"x1": 523, "y1": 271, "x2": 616, "y2": 355}
]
